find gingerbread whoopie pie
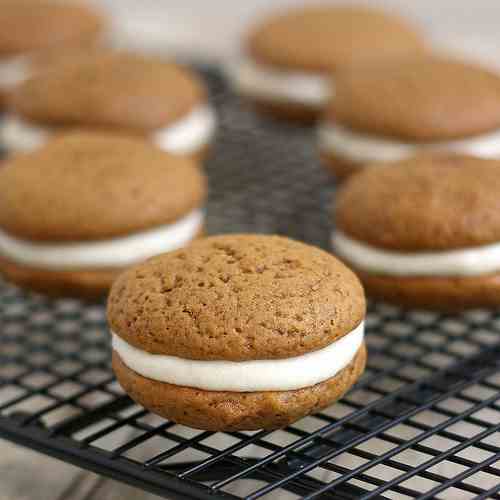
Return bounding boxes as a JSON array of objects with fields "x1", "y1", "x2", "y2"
[
  {"x1": 0, "y1": 132, "x2": 206, "y2": 298},
  {"x1": 319, "y1": 58, "x2": 500, "y2": 180},
  {"x1": 0, "y1": 0, "x2": 106, "y2": 106},
  {"x1": 108, "y1": 234, "x2": 366, "y2": 431},
  {"x1": 332, "y1": 155, "x2": 500, "y2": 310},
  {"x1": 228, "y1": 5, "x2": 426, "y2": 122},
  {"x1": 1, "y1": 52, "x2": 216, "y2": 159}
]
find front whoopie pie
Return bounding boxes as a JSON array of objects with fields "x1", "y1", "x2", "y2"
[
  {"x1": 332, "y1": 155, "x2": 500, "y2": 310},
  {"x1": 108, "y1": 234, "x2": 366, "y2": 431},
  {"x1": 229, "y1": 5, "x2": 426, "y2": 122},
  {"x1": 0, "y1": 132, "x2": 206, "y2": 298},
  {"x1": 319, "y1": 58, "x2": 500, "y2": 179},
  {"x1": 1, "y1": 52, "x2": 216, "y2": 159},
  {"x1": 0, "y1": 0, "x2": 106, "y2": 105}
]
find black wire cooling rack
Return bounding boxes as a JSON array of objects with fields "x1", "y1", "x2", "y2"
[{"x1": 0, "y1": 69, "x2": 499, "y2": 500}]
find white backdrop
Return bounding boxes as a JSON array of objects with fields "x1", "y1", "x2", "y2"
[{"x1": 93, "y1": 0, "x2": 500, "y2": 67}]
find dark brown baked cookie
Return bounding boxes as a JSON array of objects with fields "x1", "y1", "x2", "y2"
[
  {"x1": 320, "y1": 151, "x2": 365, "y2": 181},
  {"x1": 0, "y1": 132, "x2": 207, "y2": 297},
  {"x1": 235, "y1": 6, "x2": 425, "y2": 123},
  {"x1": 109, "y1": 234, "x2": 367, "y2": 430},
  {"x1": 336, "y1": 155, "x2": 500, "y2": 251},
  {"x1": 319, "y1": 58, "x2": 500, "y2": 180},
  {"x1": 8, "y1": 53, "x2": 207, "y2": 131},
  {"x1": 333, "y1": 155, "x2": 500, "y2": 309},
  {"x1": 356, "y1": 271, "x2": 500, "y2": 312},
  {"x1": 0, "y1": 225, "x2": 205, "y2": 300},
  {"x1": 0, "y1": 132, "x2": 206, "y2": 241},
  {"x1": 108, "y1": 234, "x2": 366, "y2": 361},
  {"x1": 247, "y1": 97, "x2": 322, "y2": 124},
  {"x1": 112, "y1": 345, "x2": 366, "y2": 431},
  {"x1": 247, "y1": 6, "x2": 426, "y2": 73},
  {"x1": 330, "y1": 58, "x2": 500, "y2": 141},
  {"x1": 0, "y1": 0, "x2": 105, "y2": 57}
]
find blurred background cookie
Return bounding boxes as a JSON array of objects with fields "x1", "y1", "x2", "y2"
[
  {"x1": 1, "y1": 52, "x2": 217, "y2": 160},
  {"x1": 227, "y1": 5, "x2": 426, "y2": 122},
  {"x1": 0, "y1": 0, "x2": 106, "y2": 107},
  {"x1": 332, "y1": 155, "x2": 500, "y2": 309},
  {"x1": 319, "y1": 58, "x2": 500, "y2": 180},
  {"x1": 0, "y1": 132, "x2": 207, "y2": 298}
]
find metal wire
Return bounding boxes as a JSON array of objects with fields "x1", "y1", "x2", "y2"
[{"x1": 0, "y1": 68, "x2": 499, "y2": 500}]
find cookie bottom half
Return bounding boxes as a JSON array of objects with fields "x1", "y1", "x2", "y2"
[
  {"x1": 177, "y1": 143, "x2": 212, "y2": 165},
  {"x1": 112, "y1": 343, "x2": 366, "y2": 431},
  {"x1": 0, "y1": 254, "x2": 123, "y2": 299},
  {"x1": 357, "y1": 270, "x2": 500, "y2": 310},
  {"x1": 246, "y1": 97, "x2": 321, "y2": 124},
  {"x1": 321, "y1": 151, "x2": 365, "y2": 181},
  {"x1": 0, "y1": 226, "x2": 205, "y2": 299}
]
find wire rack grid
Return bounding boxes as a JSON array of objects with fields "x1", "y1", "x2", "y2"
[{"x1": 0, "y1": 69, "x2": 499, "y2": 500}]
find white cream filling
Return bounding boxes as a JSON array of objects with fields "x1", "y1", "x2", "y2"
[
  {"x1": 332, "y1": 230, "x2": 500, "y2": 277},
  {"x1": 0, "y1": 115, "x2": 51, "y2": 153},
  {"x1": 0, "y1": 209, "x2": 204, "y2": 271},
  {"x1": 151, "y1": 105, "x2": 216, "y2": 154},
  {"x1": 0, "y1": 55, "x2": 32, "y2": 90},
  {"x1": 319, "y1": 123, "x2": 500, "y2": 163},
  {"x1": 0, "y1": 105, "x2": 216, "y2": 155},
  {"x1": 112, "y1": 321, "x2": 364, "y2": 392},
  {"x1": 226, "y1": 57, "x2": 332, "y2": 108}
]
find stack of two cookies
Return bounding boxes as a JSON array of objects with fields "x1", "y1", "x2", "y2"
[
  {"x1": 229, "y1": 5, "x2": 427, "y2": 122},
  {"x1": 109, "y1": 235, "x2": 367, "y2": 431},
  {"x1": 323, "y1": 59, "x2": 500, "y2": 310},
  {"x1": 0, "y1": 0, "x2": 106, "y2": 107},
  {"x1": 0, "y1": 133, "x2": 207, "y2": 298},
  {"x1": 0, "y1": 47, "x2": 220, "y2": 299},
  {"x1": 319, "y1": 58, "x2": 500, "y2": 179},
  {"x1": 0, "y1": 52, "x2": 217, "y2": 161}
]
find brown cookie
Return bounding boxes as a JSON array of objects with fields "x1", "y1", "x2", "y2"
[
  {"x1": 319, "y1": 58, "x2": 500, "y2": 179},
  {"x1": 0, "y1": 0, "x2": 105, "y2": 57},
  {"x1": 336, "y1": 155, "x2": 500, "y2": 251},
  {"x1": 330, "y1": 58, "x2": 500, "y2": 141},
  {"x1": 247, "y1": 6, "x2": 426, "y2": 73},
  {"x1": 0, "y1": 225, "x2": 205, "y2": 300},
  {"x1": 332, "y1": 155, "x2": 500, "y2": 309},
  {"x1": 320, "y1": 151, "x2": 364, "y2": 181},
  {"x1": 108, "y1": 234, "x2": 366, "y2": 430},
  {"x1": 8, "y1": 53, "x2": 207, "y2": 131},
  {"x1": 355, "y1": 271, "x2": 500, "y2": 312},
  {"x1": 235, "y1": 6, "x2": 425, "y2": 123},
  {"x1": 108, "y1": 234, "x2": 366, "y2": 360},
  {"x1": 0, "y1": 255, "x2": 122, "y2": 299},
  {"x1": 247, "y1": 97, "x2": 321, "y2": 124},
  {"x1": 0, "y1": 132, "x2": 207, "y2": 297},
  {"x1": 0, "y1": 132, "x2": 206, "y2": 241},
  {"x1": 112, "y1": 345, "x2": 366, "y2": 431}
]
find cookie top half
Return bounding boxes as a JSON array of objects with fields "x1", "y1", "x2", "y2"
[
  {"x1": 0, "y1": 132, "x2": 206, "y2": 242},
  {"x1": 335, "y1": 155, "x2": 500, "y2": 251},
  {"x1": 0, "y1": 0, "x2": 105, "y2": 57},
  {"x1": 8, "y1": 53, "x2": 207, "y2": 131},
  {"x1": 329, "y1": 58, "x2": 500, "y2": 140},
  {"x1": 108, "y1": 234, "x2": 366, "y2": 361},
  {"x1": 247, "y1": 6, "x2": 426, "y2": 73}
]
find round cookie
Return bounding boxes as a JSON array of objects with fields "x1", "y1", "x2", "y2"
[
  {"x1": 332, "y1": 155, "x2": 500, "y2": 310},
  {"x1": 0, "y1": 0, "x2": 105, "y2": 106},
  {"x1": 108, "y1": 234, "x2": 366, "y2": 430},
  {"x1": 1, "y1": 52, "x2": 216, "y2": 159},
  {"x1": 229, "y1": 6, "x2": 426, "y2": 122},
  {"x1": 0, "y1": 132, "x2": 207, "y2": 298},
  {"x1": 319, "y1": 58, "x2": 500, "y2": 180}
]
